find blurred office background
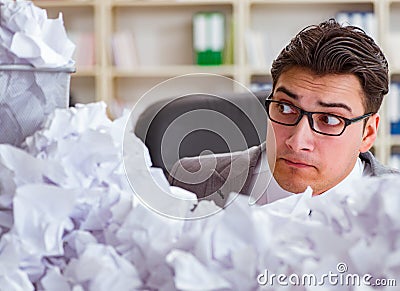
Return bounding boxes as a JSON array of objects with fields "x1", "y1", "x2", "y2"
[{"x1": 36, "y1": 0, "x2": 400, "y2": 168}]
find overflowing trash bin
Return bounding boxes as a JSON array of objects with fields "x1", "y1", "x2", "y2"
[{"x1": 0, "y1": 64, "x2": 74, "y2": 146}]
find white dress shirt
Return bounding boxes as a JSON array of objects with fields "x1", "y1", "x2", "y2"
[{"x1": 248, "y1": 149, "x2": 372, "y2": 205}]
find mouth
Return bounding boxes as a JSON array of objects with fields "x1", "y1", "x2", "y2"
[{"x1": 281, "y1": 158, "x2": 314, "y2": 169}]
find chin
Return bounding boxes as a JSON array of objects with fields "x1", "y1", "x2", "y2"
[
  {"x1": 273, "y1": 171, "x2": 313, "y2": 194},
  {"x1": 283, "y1": 183, "x2": 309, "y2": 194}
]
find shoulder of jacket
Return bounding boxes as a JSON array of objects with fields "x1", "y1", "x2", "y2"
[
  {"x1": 360, "y1": 151, "x2": 400, "y2": 176},
  {"x1": 168, "y1": 144, "x2": 262, "y2": 182}
]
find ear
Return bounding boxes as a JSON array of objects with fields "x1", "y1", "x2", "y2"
[{"x1": 359, "y1": 113, "x2": 379, "y2": 153}]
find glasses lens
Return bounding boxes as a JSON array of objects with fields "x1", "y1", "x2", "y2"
[
  {"x1": 268, "y1": 101, "x2": 300, "y2": 125},
  {"x1": 312, "y1": 113, "x2": 345, "y2": 135}
]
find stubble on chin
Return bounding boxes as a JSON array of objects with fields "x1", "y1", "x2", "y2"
[{"x1": 273, "y1": 162, "x2": 319, "y2": 194}]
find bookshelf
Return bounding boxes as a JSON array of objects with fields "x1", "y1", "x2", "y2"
[
  {"x1": 34, "y1": 0, "x2": 99, "y2": 106},
  {"x1": 33, "y1": 0, "x2": 400, "y2": 166}
]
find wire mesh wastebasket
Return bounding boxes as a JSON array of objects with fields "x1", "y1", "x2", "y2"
[{"x1": 0, "y1": 65, "x2": 75, "y2": 146}]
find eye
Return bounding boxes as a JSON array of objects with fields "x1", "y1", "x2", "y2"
[
  {"x1": 278, "y1": 103, "x2": 296, "y2": 114},
  {"x1": 318, "y1": 114, "x2": 342, "y2": 126}
]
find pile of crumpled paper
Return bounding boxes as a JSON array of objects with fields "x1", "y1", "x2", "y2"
[
  {"x1": 0, "y1": 102, "x2": 398, "y2": 291},
  {"x1": 0, "y1": 0, "x2": 74, "y2": 67},
  {"x1": 0, "y1": 0, "x2": 75, "y2": 146}
]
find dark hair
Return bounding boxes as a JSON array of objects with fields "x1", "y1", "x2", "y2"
[{"x1": 271, "y1": 19, "x2": 388, "y2": 114}]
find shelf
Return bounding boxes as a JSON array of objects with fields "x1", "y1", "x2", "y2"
[
  {"x1": 70, "y1": 76, "x2": 97, "y2": 105},
  {"x1": 390, "y1": 135, "x2": 400, "y2": 146},
  {"x1": 73, "y1": 67, "x2": 99, "y2": 77},
  {"x1": 33, "y1": 0, "x2": 96, "y2": 8},
  {"x1": 250, "y1": 0, "x2": 374, "y2": 4},
  {"x1": 248, "y1": 1, "x2": 375, "y2": 71},
  {"x1": 112, "y1": 0, "x2": 235, "y2": 7},
  {"x1": 114, "y1": 74, "x2": 240, "y2": 108},
  {"x1": 112, "y1": 4, "x2": 233, "y2": 67},
  {"x1": 390, "y1": 70, "x2": 400, "y2": 76},
  {"x1": 112, "y1": 65, "x2": 237, "y2": 78},
  {"x1": 249, "y1": 67, "x2": 272, "y2": 76}
]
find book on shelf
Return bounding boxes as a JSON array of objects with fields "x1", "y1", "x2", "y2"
[
  {"x1": 245, "y1": 29, "x2": 268, "y2": 69},
  {"x1": 386, "y1": 32, "x2": 400, "y2": 72},
  {"x1": 112, "y1": 30, "x2": 139, "y2": 69},
  {"x1": 249, "y1": 82, "x2": 272, "y2": 93},
  {"x1": 335, "y1": 11, "x2": 376, "y2": 41},
  {"x1": 388, "y1": 82, "x2": 400, "y2": 135},
  {"x1": 68, "y1": 32, "x2": 95, "y2": 69}
]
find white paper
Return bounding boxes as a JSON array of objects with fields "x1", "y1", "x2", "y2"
[
  {"x1": 13, "y1": 184, "x2": 75, "y2": 256},
  {"x1": 0, "y1": 0, "x2": 75, "y2": 67},
  {"x1": 0, "y1": 234, "x2": 34, "y2": 291},
  {"x1": 167, "y1": 249, "x2": 232, "y2": 290},
  {"x1": 63, "y1": 244, "x2": 141, "y2": 290}
]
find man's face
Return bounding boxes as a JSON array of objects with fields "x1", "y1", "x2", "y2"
[{"x1": 266, "y1": 66, "x2": 379, "y2": 195}]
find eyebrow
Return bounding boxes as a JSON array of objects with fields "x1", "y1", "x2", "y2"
[{"x1": 275, "y1": 86, "x2": 353, "y2": 113}]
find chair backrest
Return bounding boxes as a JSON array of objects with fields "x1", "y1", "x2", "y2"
[{"x1": 134, "y1": 90, "x2": 269, "y2": 173}]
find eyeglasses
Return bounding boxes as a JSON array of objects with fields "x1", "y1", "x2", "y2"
[{"x1": 265, "y1": 98, "x2": 373, "y2": 136}]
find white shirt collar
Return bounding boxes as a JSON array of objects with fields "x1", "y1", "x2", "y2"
[
  {"x1": 249, "y1": 149, "x2": 368, "y2": 205},
  {"x1": 324, "y1": 156, "x2": 366, "y2": 195}
]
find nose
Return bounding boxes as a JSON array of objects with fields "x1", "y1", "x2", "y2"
[{"x1": 285, "y1": 115, "x2": 315, "y2": 152}]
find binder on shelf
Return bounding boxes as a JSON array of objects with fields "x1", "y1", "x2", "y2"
[
  {"x1": 193, "y1": 12, "x2": 225, "y2": 66},
  {"x1": 223, "y1": 17, "x2": 234, "y2": 65},
  {"x1": 388, "y1": 82, "x2": 400, "y2": 135}
]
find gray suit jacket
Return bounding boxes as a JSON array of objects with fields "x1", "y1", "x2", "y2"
[{"x1": 168, "y1": 143, "x2": 399, "y2": 207}]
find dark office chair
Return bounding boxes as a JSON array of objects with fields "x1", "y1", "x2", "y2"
[{"x1": 134, "y1": 90, "x2": 269, "y2": 175}]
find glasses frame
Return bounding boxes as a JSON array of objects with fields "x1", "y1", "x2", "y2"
[{"x1": 265, "y1": 96, "x2": 373, "y2": 136}]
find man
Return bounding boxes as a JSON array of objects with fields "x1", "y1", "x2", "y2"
[{"x1": 168, "y1": 19, "x2": 399, "y2": 207}]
